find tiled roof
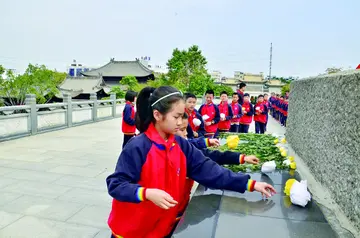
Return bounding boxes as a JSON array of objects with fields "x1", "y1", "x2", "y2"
[
  {"x1": 56, "y1": 76, "x2": 108, "y2": 98},
  {"x1": 81, "y1": 59, "x2": 153, "y2": 77}
]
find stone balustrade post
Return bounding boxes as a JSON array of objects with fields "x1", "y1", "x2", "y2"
[
  {"x1": 90, "y1": 93, "x2": 98, "y2": 122},
  {"x1": 25, "y1": 94, "x2": 37, "y2": 135},
  {"x1": 110, "y1": 93, "x2": 116, "y2": 118},
  {"x1": 63, "y1": 93, "x2": 72, "y2": 127}
]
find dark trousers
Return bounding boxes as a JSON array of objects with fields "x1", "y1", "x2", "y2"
[
  {"x1": 281, "y1": 115, "x2": 287, "y2": 127},
  {"x1": 255, "y1": 121, "x2": 260, "y2": 133},
  {"x1": 255, "y1": 121, "x2": 266, "y2": 134},
  {"x1": 239, "y1": 124, "x2": 249, "y2": 133},
  {"x1": 230, "y1": 124, "x2": 239, "y2": 133},
  {"x1": 122, "y1": 134, "x2": 134, "y2": 148}
]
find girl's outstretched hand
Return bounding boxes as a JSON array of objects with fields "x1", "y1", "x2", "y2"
[
  {"x1": 244, "y1": 155, "x2": 260, "y2": 164},
  {"x1": 145, "y1": 188, "x2": 178, "y2": 209},
  {"x1": 209, "y1": 139, "x2": 220, "y2": 147},
  {"x1": 254, "y1": 182, "x2": 277, "y2": 198}
]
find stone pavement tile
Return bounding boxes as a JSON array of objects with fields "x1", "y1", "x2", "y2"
[
  {"x1": 0, "y1": 193, "x2": 23, "y2": 206},
  {"x1": 96, "y1": 171, "x2": 112, "y2": 180},
  {"x1": 3, "y1": 181, "x2": 71, "y2": 199},
  {"x1": 220, "y1": 193, "x2": 327, "y2": 223},
  {"x1": 214, "y1": 213, "x2": 337, "y2": 238},
  {"x1": 1, "y1": 195, "x2": 85, "y2": 222},
  {"x1": 0, "y1": 160, "x2": 59, "y2": 172},
  {"x1": 0, "y1": 177, "x2": 18, "y2": 189},
  {"x1": 45, "y1": 158, "x2": 93, "y2": 167},
  {"x1": 3, "y1": 169, "x2": 64, "y2": 183},
  {"x1": 42, "y1": 150, "x2": 90, "y2": 159},
  {"x1": 94, "y1": 229, "x2": 112, "y2": 238},
  {"x1": 0, "y1": 211, "x2": 23, "y2": 229},
  {"x1": 56, "y1": 188, "x2": 112, "y2": 207},
  {"x1": 0, "y1": 159, "x2": 13, "y2": 166},
  {"x1": 67, "y1": 205, "x2": 109, "y2": 229},
  {"x1": 53, "y1": 175, "x2": 107, "y2": 192},
  {"x1": 48, "y1": 165, "x2": 104, "y2": 178},
  {"x1": 0, "y1": 216, "x2": 100, "y2": 238}
]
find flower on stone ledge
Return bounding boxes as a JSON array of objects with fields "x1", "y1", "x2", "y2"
[{"x1": 284, "y1": 178, "x2": 296, "y2": 196}]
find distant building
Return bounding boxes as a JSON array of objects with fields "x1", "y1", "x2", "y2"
[
  {"x1": 81, "y1": 58, "x2": 155, "y2": 86},
  {"x1": 67, "y1": 60, "x2": 94, "y2": 77},
  {"x1": 210, "y1": 70, "x2": 222, "y2": 83},
  {"x1": 220, "y1": 71, "x2": 285, "y2": 96}
]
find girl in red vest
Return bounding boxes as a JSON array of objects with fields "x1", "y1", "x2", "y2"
[
  {"x1": 230, "y1": 92, "x2": 242, "y2": 132},
  {"x1": 254, "y1": 95, "x2": 268, "y2": 134},
  {"x1": 218, "y1": 91, "x2": 234, "y2": 133},
  {"x1": 121, "y1": 90, "x2": 137, "y2": 148},
  {"x1": 107, "y1": 86, "x2": 276, "y2": 238},
  {"x1": 199, "y1": 89, "x2": 220, "y2": 138},
  {"x1": 239, "y1": 93, "x2": 254, "y2": 133}
]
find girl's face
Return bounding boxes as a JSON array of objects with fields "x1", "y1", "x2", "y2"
[{"x1": 153, "y1": 100, "x2": 185, "y2": 135}]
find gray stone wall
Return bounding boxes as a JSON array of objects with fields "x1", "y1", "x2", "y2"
[{"x1": 286, "y1": 70, "x2": 360, "y2": 230}]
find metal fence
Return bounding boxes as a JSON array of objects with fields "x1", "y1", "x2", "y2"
[{"x1": 0, "y1": 93, "x2": 124, "y2": 142}]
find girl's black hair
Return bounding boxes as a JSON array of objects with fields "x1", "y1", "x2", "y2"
[
  {"x1": 182, "y1": 113, "x2": 188, "y2": 119},
  {"x1": 125, "y1": 90, "x2": 138, "y2": 102},
  {"x1": 135, "y1": 86, "x2": 184, "y2": 133}
]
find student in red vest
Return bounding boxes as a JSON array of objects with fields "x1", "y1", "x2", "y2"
[
  {"x1": 239, "y1": 93, "x2": 254, "y2": 133},
  {"x1": 199, "y1": 89, "x2": 220, "y2": 138},
  {"x1": 254, "y1": 95, "x2": 268, "y2": 134},
  {"x1": 218, "y1": 91, "x2": 234, "y2": 133},
  {"x1": 278, "y1": 96, "x2": 284, "y2": 125},
  {"x1": 263, "y1": 93, "x2": 270, "y2": 132},
  {"x1": 121, "y1": 90, "x2": 137, "y2": 148},
  {"x1": 236, "y1": 82, "x2": 246, "y2": 105},
  {"x1": 230, "y1": 92, "x2": 242, "y2": 133},
  {"x1": 184, "y1": 93, "x2": 205, "y2": 139},
  {"x1": 106, "y1": 86, "x2": 276, "y2": 238}
]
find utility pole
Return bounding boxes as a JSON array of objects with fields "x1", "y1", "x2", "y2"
[{"x1": 268, "y1": 42, "x2": 273, "y2": 81}]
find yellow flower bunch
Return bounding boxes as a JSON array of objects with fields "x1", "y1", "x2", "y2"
[{"x1": 226, "y1": 135, "x2": 239, "y2": 149}]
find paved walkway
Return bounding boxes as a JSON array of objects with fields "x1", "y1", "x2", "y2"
[{"x1": 0, "y1": 117, "x2": 286, "y2": 238}]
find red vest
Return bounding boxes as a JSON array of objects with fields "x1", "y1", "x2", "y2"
[
  {"x1": 231, "y1": 102, "x2": 241, "y2": 124},
  {"x1": 218, "y1": 102, "x2": 231, "y2": 130},
  {"x1": 240, "y1": 102, "x2": 252, "y2": 125},
  {"x1": 199, "y1": 103, "x2": 218, "y2": 133},
  {"x1": 122, "y1": 102, "x2": 136, "y2": 134},
  {"x1": 186, "y1": 109, "x2": 200, "y2": 132},
  {"x1": 254, "y1": 102, "x2": 267, "y2": 123}
]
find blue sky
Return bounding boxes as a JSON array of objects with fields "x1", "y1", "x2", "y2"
[{"x1": 1, "y1": 0, "x2": 359, "y2": 78}]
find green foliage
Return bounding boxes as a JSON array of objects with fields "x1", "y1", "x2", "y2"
[
  {"x1": 120, "y1": 75, "x2": 139, "y2": 91},
  {"x1": 281, "y1": 83, "x2": 290, "y2": 96},
  {"x1": 212, "y1": 84, "x2": 234, "y2": 97},
  {"x1": 215, "y1": 133, "x2": 289, "y2": 172},
  {"x1": 0, "y1": 64, "x2": 66, "y2": 105},
  {"x1": 166, "y1": 45, "x2": 209, "y2": 93},
  {"x1": 110, "y1": 86, "x2": 126, "y2": 99}
]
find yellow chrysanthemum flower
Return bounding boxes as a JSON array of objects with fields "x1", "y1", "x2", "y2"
[
  {"x1": 288, "y1": 156, "x2": 295, "y2": 162},
  {"x1": 226, "y1": 135, "x2": 239, "y2": 149},
  {"x1": 281, "y1": 150, "x2": 287, "y2": 157},
  {"x1": 289, "y1": 169, "x2": 295, "y2": 176},
  {"x1": 281, "y1": 138, "x2": 286, "y2": 144},
  {"x1": 274, "y1": 139, "x2": 279, "y2": 144},
  {"x1": 290, "y1": 162, "x2": 296, "y2": 170},
  {"x1": 284, "y1": 178, "x2": 296, "y2": 196}
]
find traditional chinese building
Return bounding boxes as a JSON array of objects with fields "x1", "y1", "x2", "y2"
[{"x1": 81, "y1": 58, "x2": 155, "y2": 86}]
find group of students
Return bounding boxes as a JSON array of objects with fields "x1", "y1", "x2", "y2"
[
  {"x1": 108, "y1": 86, "x2": 276, "y2": 238},
  {"x1": 269, "y1": 93, "x2": 289, "y2": 127}
]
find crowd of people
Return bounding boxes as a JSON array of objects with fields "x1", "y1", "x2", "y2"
[{"x1": 107, "y1": 85, "x2": 277, "y2": 238}]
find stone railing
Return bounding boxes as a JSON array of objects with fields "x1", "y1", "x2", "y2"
[{"x1": 0, "y1": 93, "x2": 124, "y2": 142}]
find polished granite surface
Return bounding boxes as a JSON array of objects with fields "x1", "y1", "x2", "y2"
[{"x1": 173, "y1": 171, "x2": 347, "y2": 238}]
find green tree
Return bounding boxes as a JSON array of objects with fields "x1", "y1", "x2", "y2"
[
  {"x1": 166, "y1": 45, "x2": 209, "y2": 91},
  {"x1": 188, "y1": 73, "x2": 214, "y2": 95},
  {"x1": 281, "y1": 83, "x2": 290, "y2": 96},
  {"x1": 0, "y1": 64, "x2": 66, "y2": 105},
  {"x1": 212, "y1": 84, "x2": 234, "y2": 97},
  {"x1": 120, "y1": 75, "x2": 139, "y2": 91},
  {"x1": 110, "y1": 86, "x2": 126, "y2": 99}
]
